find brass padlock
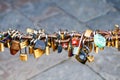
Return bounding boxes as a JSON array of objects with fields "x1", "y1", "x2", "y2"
[
  {"x1": 0, "y1": 42, "x2": 4, "y2": 52},
  {"x1": 118, "y1": 42, "x2": 120, "y2": 51},
  {"x1": 33, "y1": 48, "x2": 44, "y2": 58},
  {"x1": 4, "y1": 40, "x2": 10, "y2": 48},
  {"x1": 115, "y1": 35, "x2": 119, "y2": 48},
  {"x1": 106, "y1": 40, "x2": 111, "y2": 47},
  {"x1": 45, "y1": 46, "x2": 50, "y2": 55},
  {"x1": 51, "y1": 40, "x2": 57, "y2": 51},
  {"x1": 20, "y1": 40, "x2": 29, "y2": 49},
  {"x1": 61, "y1": 34, "x2": 64, "y2": 40},
  {"x1": 84, "y1": 29, "x2": 93, "y2": 37},
  {"x1": 111, "y1": 39, "x2": 115, "y2": 47},
  {"x1": 94, "y1": 44, "x2": 99, "y2": 54},
  {"x1": 87, "y1": 55, "x2": 94, "y2": 62},
  {"x1": 29, "y1": 46, "x2": 34, "y2": 54},
  {"x1": 99, "y1": 47, "x2": 104, "y2": 51},
  {"x1": 10, "y1": 40, "x2": 20, "y2": 50},
  {"x1": 19, "y1": 48, "x2": 28, "y2": 61}
]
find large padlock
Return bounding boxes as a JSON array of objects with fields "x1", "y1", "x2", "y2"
[
  {"x1": 34, "y1": 40, "x2": 46, "y2": 50},
  {"x1": 0, "y1": 42, "x2": 4, "y2": 52},
  {"x1": 19, "y1": 47, "x2": 28, "y2": 61},
  {"x1": 84, "y1": 29, "x2": 93, "y2": 37},
  {"x1": 10, "y1": 40, "x2": 20, "y2": 55},
  {"x1": 33, "y1": 48, "x2": 44, "y2": 58}
]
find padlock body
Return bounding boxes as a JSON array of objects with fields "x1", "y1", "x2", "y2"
[
  {"x1": 45, "y1": 46, "x2": 50, "y2": 55},
  {"x1": 33, "y1": 48, "x2": 44, "y2": 58},
  {"x1": 0, "y1": 42, "x2": 4, "y2": 52},
  {"x1": 20, "y1": 54, "x2": 28, "y2": 61}
]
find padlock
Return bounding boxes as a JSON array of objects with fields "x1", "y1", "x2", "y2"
[
  {"x1": 10, "y1": 40, "x2": 20, "y2": 55},
  {"x1": 34, "y1": 40, "x2": 45, "y2": 50},
  {"x1": 68, "y1": 42, "x2": 73, "y2": 57},
  {"x1": 4, "y1": 40, "x2": 10, "y2": 48},
  {"x1": 73, "y1": 47, "x2": 80, "y2": 55},
  {"x1": 51, "y1": 40, "x2": 57, "y2": 51},
  {"x1": 115, "y1": 35, "x2": 119, "y2": 48},
  {"x1": 106, "y1": 39, "x2": 111, "y2": 47},
  {"x1": 94, "y1": 34, "x2": 106, "y2": 48},
  {"x1": 45, "y1": 46, "x2": 50, "y2": 55},
  {"x1": 85, "y1": 42, "x2": 93, "y2": 53},
  {"x1": 19, "y1": 47, "x2": 28, "y2": 61},
  {"x1": 94, "y1": 44, "x2": 99, "y2": 54},
  {"x1": 111, "y1": 39, "x2": 115, "y2": 47},
  {"x1": 87, "y1": 55, "x2": 94, "y2": 62},
  {"x1": 29, "y1": 46, "x2": 34, "y2": 54},
  {"x1": 62, "y1": 42, "x2": 68, "y2": 50},
  {"x1": 99, "y1": 47, "x2": 104, "y2": 51},
  {"x1": 75, "y1": 51, "x2": 87, "y2": 64},
  {"x1": 33, "y1": 48, "x2": 44, "y2": 58},
  {"x1": 10, "y1": 40, "x2": 20, "y2": 50},
  {"x1": 20, "y1": 40, "x2": 29, "y2": 49},
  {"x1": 61, "y1": 34, "x2": 64, "y2": 40},
  {"x1": 0, "y1": 42, "x2": 4, "y2": 52},
  {"x1": 84, "y1": 29, "x2": 93, "y2": 37},
  {"x1": 72, "y1": 37, "x2": 79, "y2": 46}
]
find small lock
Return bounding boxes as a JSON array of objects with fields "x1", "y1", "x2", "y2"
[
  {"x1": 99, "y1": 47, "x2": 104, "y2": 51},
  {"x1": 62, "y1": 42, "x2": 68, "y2": 50},
  {"x1": 20, "y1": 54, "x2": 28, "y2": 61},
  {"x1": 19, "y1": 47, "x2": 28, "y2": 61},
  {"x1": 106, "y1": 40, "x2": 111, "y2": 47},
  {"x1": 85, "y1": 42, "x2": 93, "y2": 53},
  {"x1": 33, "y1": 48, "x2": 44, "y2": 58},
  {"x1": 72, "y1": 37, "x2": 79, "y2": 46},
  {"x1": 118, "y1": 42, "x2": 120, "y2": 51},
  {"x1": 0, "y1": 42, "x2": 4, "y2": 52},
  {"x1": 94, "y1": 44, "x2": 99, "y2": 54},
  {"x1": 51, "y1": 40, "x2": 57, "y2": 51},
  {"x1": 29, "y1": 46, "x2": 34, "y2": 54},
  {"x1": 58, "y1": 44, "x2": 62, "y2": 53},
  {"x1": 45, "y1": 46, "x2": 50, "y2": 55},
  {"x1": 75, "y1": 51, "x2": 87, "y2": 64},
  {"x1": 87, "y1": 55, "x2": 94, "y2": 62},
  {"x1": 73, "y1": 47, "x2": 80, "y2": 55},
  {"x1": 84, "y1": 29, "x2": 93, "y2": 37},
  {"x1": 68, "y1": 43, "x2": 73, "y2": 57},
  {"x1": 4, "y1": 40, "x2": 10, "y2": 48},
  {"x1": 111, "y1": 39, "x2": 115, "y2": 47}
]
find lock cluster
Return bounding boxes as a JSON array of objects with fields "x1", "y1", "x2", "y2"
[{"x1": 0, "y1": 25, "x2": 120, "y2": 64}]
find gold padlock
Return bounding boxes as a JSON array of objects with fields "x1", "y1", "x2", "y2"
[
  {"x1": 87, "y1": 55, "x2": 94, "y2": 62},
  {"x1": 94, "y1": 44, "x2": 98, "y2": 54},
  {"x1": 111, "y1": 39, "x2": 115, "y2": 47},
  {"x1": 19, "y1": 47, "x2": 28, "y2": 61},
  {"x1": 45, "y1": 46, "x2": 50, "y2": 55},
  {"x1": 4, "y1": 40, "x2": 10, "y2": 48},
  {"x1": 0, "y1": 42, "x2": 4, "y2": 52},
  {"x1": 118, "y1": 42, "x2": 120, "y2": 51},
  {"x1": 61, "y1": 34, "x2": 64, "y2": 40},
  {"x1": 29, "y1": 46, "x2": 34, "y2": 54},
  {"x1": 99, "y1": 47, "x2": 104, "y2": 51},
  {"x1": 51, "y1": 40, "x2": 57, "y2": 51},
  {"x1": 106, "y1": 40, "x2": 111, "y2": 47},
  {"x1": 20, "y1": 54, "x2": 28, "y2": 61},
  {"x1": 33, "y1": 48, "x2": 44, "y2": 58},
  {"x1": 115, "y1": 35, "x2": 119, "y2": 48},
  {"x1": 84, "y1": 29, "x2": 93, "y2": 37},
  {"x1": 20, "y1": 40, "x2": 29, "y2": 49}
]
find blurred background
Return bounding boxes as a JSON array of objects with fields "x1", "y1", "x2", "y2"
[{"x1": 0, "y1": 0, "x2": 120, "y2": 80}]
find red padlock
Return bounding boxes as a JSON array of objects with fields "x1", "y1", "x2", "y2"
[
  {"x1": 72, "y1": 37, "x2": 79, "y2": 46},
  {"x1": 62, "y1": 43, "x2": 68, "y2": 50}
]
